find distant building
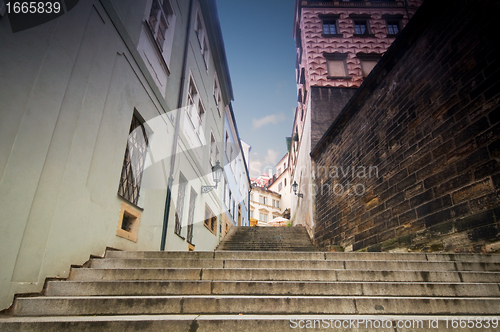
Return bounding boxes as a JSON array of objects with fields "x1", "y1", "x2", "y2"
[
  {"x1": 220, "y1": 104, "x2": 251, "y2": 237},
  {"x1": 268, "y1": 153, "x2": 292, "y2": 219},
  {"x1": 251, "y1": 173, "x2": 273, "y2": 189},
  {"x1": 250, "y1": 185, "x2": 282, "y2": 225},
  {"x1": 289, "y1": 0, "x2": 423, "y2": 235}
]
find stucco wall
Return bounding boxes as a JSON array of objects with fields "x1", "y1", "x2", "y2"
[{"x1": 0, "y1": 0, "x2": 179, "y2": 310}]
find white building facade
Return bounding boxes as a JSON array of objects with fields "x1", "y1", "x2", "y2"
[
  {"x1": 220, "y1": 104, "x2": 251, "y2": 237},
  {"x1": 269, "y1": 153, "x2": 292, "y2": 219},
  {"x1": 0, "y1": 0, "x2": 244, "y2": 311}
]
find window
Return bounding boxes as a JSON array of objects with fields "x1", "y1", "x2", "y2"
[
  {"x1": 197, "y1": 100, "x2": 205, "y2": 132},
  {"x1": 360, "y1": 59, "x2": 378, "y2": 77},
  {"x1": 354, "y1": 20, "x2": 368, "y2": 35},
  {"x1": 284, "y1": 178, "x2": 287, "y2": 187},
  {"x1": 148, "y1": 0, "x2": 173, "y2": 51},
  {"x1": 324, "y1": 53, "x2": 349, "y2": 78},
  {"x1": 277, "y1": 201, "x2": 280, "y2": 209},
  {"x1": 204, "y1": 204, "x2": 217, "y2": 235},
  {"x1": 278, "y1": 183, "x2": 283, "y2": 191},
  {"x1": 118, "y1": 114, "x2": 149, "y2": 206},
  {"x1": 195, "y1": 12, "x2": 209, "y2": 68},
  {"x1": 116, "y1": 203, "x2": 142, "y2": 243},
  {"x1": 187, "y1": 78, "x2": 197, "y2": 109},
  {"x1": 259, "y1": 212, "x2": 268, "y2": 222},
  {"x1": 214, "y1": 77, "x2": 223, "y2": 117},
  {"x1": 322, "y1": 20, "x2": 337, "y2": 35},
  {"x1": 174, "y1": 175, "x2": 187, "y2": 237},
  {"x1": 186, "y1": 188, "x2": 197, "y2": 244},
  {"x1": 358, "y1": 53, "x2": 381, "y2": 77},
  {"x1": 224, "y1": 178, "x2": 228, "y2": 205},
  {"x1": 386, "y1": 20, "x2": 400, "y2": 35},
  {"x1": 225, "y1": 132, "x2": 230, "y2": 157},
  {"x1": 210, "y1": 133, "x2": 216, "y2": 166},
  {"x1": 187, "y1": 77, "x2": 205, "y2": 137},
  {"x1": 195, "y1": 15, "x2": 204, "y2": 44}
]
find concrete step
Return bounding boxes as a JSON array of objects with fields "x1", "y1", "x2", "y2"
[
  {"x1": 215, "y1": 226, "x2": 317, "y2": 252},
  {"x1": 69, "y1": 268, "x2": 500, "y2": 283},
  {"x1": 104, "y1": 250, "x2": 500, "y2": 263},
  {"x1": 12, "y1": 295, "x2": 500, "y2": 316},
  {"x1": 89, "y1": 257, "x2": 500, "y2": 271},
  {"x1": 91, "y1": 258, "x2": 344, "y2": 269},
  {"x1": 91, "y1": 258, "x2": 224, "y2": 269},
  {"x1": 4, "y1": 314, "x2": 499, "y2": 332},
  {"x1": 45, "y1": 280, "x2": 500, "y2": 297}
]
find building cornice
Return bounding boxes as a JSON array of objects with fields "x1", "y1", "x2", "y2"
[{"x1": 302, "y1": 0, "x2": 406, "y2": 9}]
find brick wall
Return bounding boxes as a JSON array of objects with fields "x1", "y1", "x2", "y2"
[
  {"x1": 311, "y1": 0, "x2": 500, "y2": 253},
  {"x1": 311, "y1": 87, "x2": 357, "y2": 148}
]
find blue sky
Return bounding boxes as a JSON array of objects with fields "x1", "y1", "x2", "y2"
[{"x1": 215, "y1": 0, "x2": 298, "y2": 178}]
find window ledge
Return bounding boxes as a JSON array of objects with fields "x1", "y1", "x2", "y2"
[
  {"x1": 204, "y1": 223, "x2": 217, "y2": 235},
  {"x1": 353, "y1": 33, "x2": 376, "y2": 38},
  {"x1": 321, "y1": 33, "x2": 343, "y2": 38},
  {"x1": 327, "y1": 76, "x2": 352, "y2": 80},
  {"x1": 175, "y1": 232, "x2": 185, "y2": 240},
  {"x1": 117, "y1": 194, "x2": 144, "y2": 211}
]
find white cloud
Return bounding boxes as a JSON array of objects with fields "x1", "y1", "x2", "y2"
[
  {"x1": 249, "y1": 149, "x2": 279, "y2": 178},
  {"x1": 252, "y1": 113, "x2": 286, "y2": 129}
]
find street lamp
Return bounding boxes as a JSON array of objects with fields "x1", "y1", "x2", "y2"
[
  {"x1": 202, "y1": 161, "x2": 223, "y2": 194},
  {"x1": 292, "y1": 181, "x2": 303, "y2": 198}
]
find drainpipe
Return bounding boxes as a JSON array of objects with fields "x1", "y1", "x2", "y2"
[
  {"x1": 248, "y1": 189, "x2": 251, "y2": 225},
  {"x1": 160, "y1": 0, "x2": 194, "y2": 251}
]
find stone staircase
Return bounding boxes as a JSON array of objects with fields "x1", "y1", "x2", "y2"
[
  {"x1": 216, "y1": 226, "x2": 318, "y2": 251},
  {"x1": 1, "y1": 247, "x2": 500, "y2": 330}
]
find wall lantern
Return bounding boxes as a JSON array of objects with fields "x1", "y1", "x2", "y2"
[
  {"x1": 202, "y1": 161, "x2": 223, "y2": 194},
  {"x1": 292, "y1": 181, "x2": 303, "y2": 198}
]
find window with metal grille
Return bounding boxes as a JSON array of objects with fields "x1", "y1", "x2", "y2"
[
  {"x1": 322, "y1": 20, "x2": 337, "y2": 35},
  {"x1": 354, "y1": 20, "x2": 368, "y2": 35},
  {"x1": 386, "y1": 20, "x2": 400, "y2": 35},
  {"x1": 148, "y1": 0, "x2": 173, "y2": 51},
  {"x1": 118, "y1": 115, "x2": 149, "y2": 206}
]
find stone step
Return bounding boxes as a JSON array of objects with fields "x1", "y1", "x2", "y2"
[
  {"x1": 219, "y1": 242, "x2": 315, "y2": 246},
  {"x1": 12, "y1": 296, "x2": 500, "y2": 316},
  {"x1": 4, "y1": 314, "x2": 498, "y2": 332},
  {"x1": 89, "y1": 258, "x2": 500, "y2": 271},
  {"x1": 105, "y1": 250, "x2": 500, "y2": 263},
  {"x1": 45, "y1": 280, "x2": 500, "y2": 297},
  {"x1": 69, "y1": 268, "x2": 500, "y2": 283}
]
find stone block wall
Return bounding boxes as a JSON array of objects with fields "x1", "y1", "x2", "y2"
[
  {"x1": 310, "y1": 87, "x2": 357, "y2": 148},
  {"x1": 311, "y1": 0, "x2": 500, "y2": 253}
]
